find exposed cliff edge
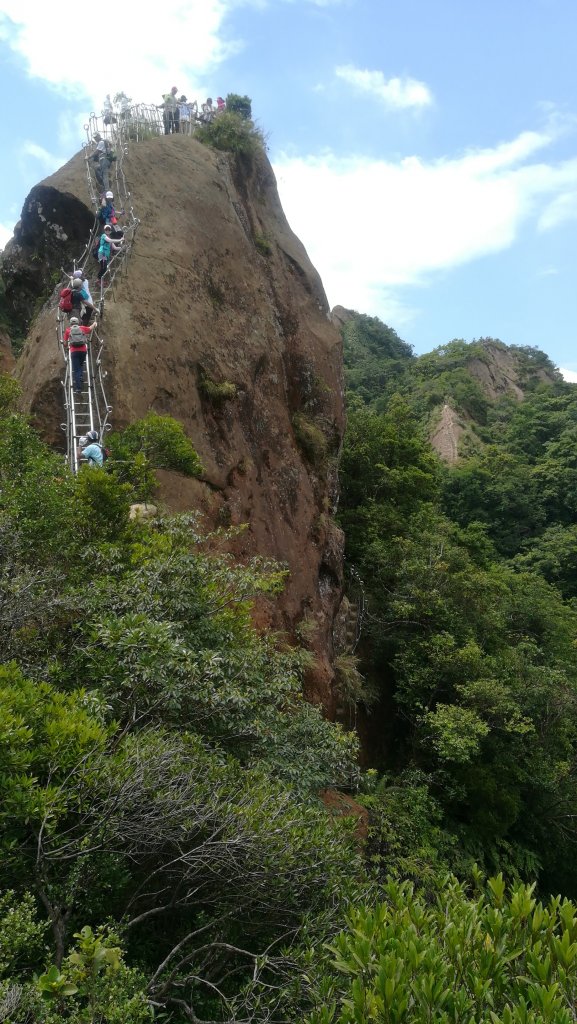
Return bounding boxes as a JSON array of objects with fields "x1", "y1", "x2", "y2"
[{"x1": 4, "y1": 135, "x2": 345, "y2": 709}]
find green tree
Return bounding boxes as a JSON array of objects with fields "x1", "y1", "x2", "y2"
[
  {"x1": 306, "y1": 873, "x2": 577, "y2": 1024},
  {"x1": 225, "y1": 93, "x2": 252, "y2": 119}
]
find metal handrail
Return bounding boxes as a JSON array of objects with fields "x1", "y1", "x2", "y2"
[
  {"x1": 59, "y1": 318, "x2": 110, "y2": 472},
  {"x1": 54, "y1": 95, "x2": 209, "y2": 473}
]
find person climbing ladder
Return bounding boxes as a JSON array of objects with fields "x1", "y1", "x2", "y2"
[
  {"x1": 63, "y1": 317, "x2": 97, "y2": 394},
  {"x1": 97, "y1": 224, "x2": 123, "y2": 282}
]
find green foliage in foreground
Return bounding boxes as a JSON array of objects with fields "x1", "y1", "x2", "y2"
[
  {"x1": 0, "y1": 664, "x2": 360, "y2": 1018},
  {"x1": 308, "y1": 873, "x2": 577, "y2": 1024},
  {"x1": 0, "y1": 907, "x2": 150, "y2": 1023},
  {"x1": 0, "y1": 378, "x2": 361, "y2": 1021}
]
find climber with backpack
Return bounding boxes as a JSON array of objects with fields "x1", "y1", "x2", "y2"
[
  {"x1": 63, "y1": 316, "x2": 97, "y2": 393},
  {"x1": 78, "y1": 430, "x2": 108, "y2": 468},
  {"x1": 71, "y1": 270, "x2": 95, "y2": 324},
  {"x1": 98, "y1": 191, "x2": 124, "y2": 239},
  {"x1": 59, "y1": 285, "x2": 74, "y2": 314},
  {"x1": 92, "y1": 133, "x2": 116, "y2": 193},
  {"x1": 71, "y1": 277, "x2": 96, "y2": 324}
]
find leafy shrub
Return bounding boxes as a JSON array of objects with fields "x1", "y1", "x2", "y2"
[
  {"x1": 199, "y1": 374, "x2": 237, "y2": 404},
  {"x1": 359, "y1": 770, "x2": 453, "y2": 887},
  {"x1": 254, "y1": 234, "x2": 272, "y2": 256},
  {"x1": 308, "y1": 873, "x2": 577, "y2": 1024},
  {"x1": 196, "y1": 110, "x2": 265, "y2": 157},
  {"x1": 0, "y1": 374, "x2": 20, "y2": 415},
  {"x1": 293, "y1": 412, "x2": 328, "y2": 468},
  {"x1": 116, "y1": 411, "x2": 202, "y2": 476},
  {"x1": 109, "y1": 411, "x2": 202, "y2": 499},
  {"x1": 225, "y1": 93, "x2": 252, "y2": 119}
]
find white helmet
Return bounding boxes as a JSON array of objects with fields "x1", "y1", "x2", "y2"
[
  {"x1": 105, "y1": 190, "x2": 114, "y2": 199},
  {"x1": 78, "y1": 435, "x2": 88, "y2": 447}
]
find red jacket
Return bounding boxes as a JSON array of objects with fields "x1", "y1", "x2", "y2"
[{"x1": 64, "y1": 325, "x2": 92, "y2": 353}]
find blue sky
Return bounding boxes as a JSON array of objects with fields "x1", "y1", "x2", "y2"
[{"x1": 0, "y1": 0, "x2": 576, "y2": 377}]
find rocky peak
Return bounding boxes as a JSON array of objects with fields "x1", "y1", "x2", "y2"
[
  {"x1": 466, "y1": 339, "x2": 559, "y2": 401},
  {"x1": 6, "y1": 134, "x2": 345, "y2": 709}
]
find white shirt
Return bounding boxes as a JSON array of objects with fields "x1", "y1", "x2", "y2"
[{"x1": 80, "y1": 278, "x2": 93, "y2": 304}]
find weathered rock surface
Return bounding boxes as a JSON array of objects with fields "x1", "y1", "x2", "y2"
[
  {"x1": 10, "y1": 135, "x2": 345, "y2": 709},
  {"x1": 429, "y1": 402, "x2": 465, "y2": 465},
  {"x1": 330, "y1": 305, "x2": 356, "y2": 330},
  {"x1": 1, "y1": 186, "x2": 94, "y2": 341},
  {"x1": 467, "y1": 342, "x2": 526, "y2": 401}
]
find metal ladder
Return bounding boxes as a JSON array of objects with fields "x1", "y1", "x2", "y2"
[{"x1": 58, "y1": 316, "x2": 112, "y2": 473}]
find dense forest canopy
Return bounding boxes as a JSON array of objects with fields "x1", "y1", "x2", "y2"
[{"x1": 338, "y1": 314, "x2": 577, "y2": 895}]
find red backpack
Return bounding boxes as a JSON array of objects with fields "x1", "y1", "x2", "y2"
[{"x1": 59, "y1": 287, "x2": 73, "y2": 312}]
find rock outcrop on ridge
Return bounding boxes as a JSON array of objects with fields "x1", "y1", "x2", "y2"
[{"x1": 5, "y1": 134, "x2": 345, "y2": 709}]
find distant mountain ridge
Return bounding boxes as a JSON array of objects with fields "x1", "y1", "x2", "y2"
[{"x1": 334, "y1": 307, "x2": 564, "y2": 462}]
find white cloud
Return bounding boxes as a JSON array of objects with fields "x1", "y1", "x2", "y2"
[
  {"x1": 273, "y1": 120, "x2": 577, "y2": 319},
  {"x1": 538, "y1": 190, "x2": 577, "y2": 231},
  {"x1": 335, "y1": 64, "x2": 433, "y2": 109},
  {"x1": 20, "y1": 141, "x2": 63, "y2": 173},
  {"x1": 536, "y1": 266, "x2": 559, "y2": 277},
  {"x1": 0, "y1": 222, "x2": 14, "y2": 249},
  {"x1": 0, "y1": 0, "x2": 238, "y2": 107},
  {"x1": 560, "y1": 368, "x2": 577, "y2": 383}
]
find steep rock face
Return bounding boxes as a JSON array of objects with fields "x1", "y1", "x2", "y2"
[
  {"x1": 12, "y1": 135, "x2": 345, "y2": 709},
  {"x1": 467, "y1": 340, "x2": 559, "y2": 400},
  {"x1": 1, "y1": 186, "x2": 94, "y2": 341},
  {"x1": 467, "y1": 343, "x2": 525, "y2": 401}
]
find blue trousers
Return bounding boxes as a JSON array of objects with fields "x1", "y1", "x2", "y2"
[{"x1": 70, "y1": 349, "x2": 86, "y2": 391}]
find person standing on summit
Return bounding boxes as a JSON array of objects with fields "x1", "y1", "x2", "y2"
[{"x1": 159, "y1": 87, "x2": 179, "y2": 134}]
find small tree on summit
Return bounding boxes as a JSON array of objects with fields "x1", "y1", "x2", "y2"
[{"x1": 225, "y1": 93, "x2": 252, "y2": 119}]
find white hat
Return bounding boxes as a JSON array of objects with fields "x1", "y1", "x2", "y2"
[{"x1": 78, "y1": 435, "x2": 88, "y2": 447}]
